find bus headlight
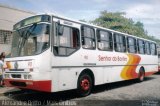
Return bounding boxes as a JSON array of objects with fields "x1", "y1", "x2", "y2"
[{"x1": 23, "y1": 74, "x2": 32, "y2": 80}]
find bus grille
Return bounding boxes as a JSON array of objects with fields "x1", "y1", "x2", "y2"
[
  {"x1": 10, "y1": 81, "x2": 26, "y2": 87},
  {"x1": 11, "y1": 74, "x2": 21, "y2": 78}
]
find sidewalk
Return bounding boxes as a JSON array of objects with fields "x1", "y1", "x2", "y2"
[{"x1": 0, "y1": 86, "x2": 19, "y2": 96}]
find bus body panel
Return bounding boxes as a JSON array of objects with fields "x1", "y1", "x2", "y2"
[
  {"x1": 50, "y1": 47, "x2": 157, "y2": 91},
  {"x1": 3, "y1": 14, "x2": 158, "y2": 93}
]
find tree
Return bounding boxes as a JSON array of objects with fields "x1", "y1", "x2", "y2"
[
  {"x1": 79, "y1": 19, "x2": 87, "y2": 22},
  {"x1": 90, "y1": 10, "x2": 160, "y2": 45},
  {"x1": 91, "y1": 11, "x2": 146, "y2": 36}
]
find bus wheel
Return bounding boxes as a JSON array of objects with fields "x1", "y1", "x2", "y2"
[
  {"x1": 138, "y1": 70, "x2": 145, "y2": 82},
  {"x1": 77, "y1": 74, "x2": 92, "y2": 97}
]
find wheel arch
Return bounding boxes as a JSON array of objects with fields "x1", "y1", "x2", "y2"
[
  {"x1": 139, "y1": 66, "x2": 145, "y2": 74},
  {"x1": 138, "y1": 66, "x2": 145, "y2": 82},
  {"x1": 78, "y1": 68, "x2": 95, "y2": 87}
]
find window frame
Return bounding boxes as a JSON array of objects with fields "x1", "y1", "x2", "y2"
[
  {"x1": 145, "y1": 41, "x2": 151, "y2": 55},
  {"x1": 114, "y1": 33, "x2": 126, "y2": 53},
  {"x1": 53, "y1": 23, "x2": 80, "y2": 56},
  {"x1": 150, "y1": 42, "x2": 157, "y2": 55},
  {"x1": 81, "y1": 25, "x2": 96, "y2": 50},
  {"x1": 127, "y1": 37, "x2": 137, "y2": 53},
  {"x1": 137, "y1": 39, "x2": 145, "y2": 54},
  {"x1": 97, "y1": 29, "x2": 113, "y2": 51},
  {"x1": 0, "y1": 30, "x2": 12, "y2": 44}
]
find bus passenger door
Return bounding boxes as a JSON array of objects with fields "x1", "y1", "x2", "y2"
[{"x1": 51, "y1": 18, "x2": 81, "y2": 91}]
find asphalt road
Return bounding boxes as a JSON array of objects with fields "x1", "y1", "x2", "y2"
[{"x1": 0, "y1": 73, "x2": 160, "y2": 106}]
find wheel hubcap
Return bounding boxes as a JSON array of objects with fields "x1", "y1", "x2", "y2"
[{"x1": 81, "y1": 78, "x2": 90, "y2": 91}]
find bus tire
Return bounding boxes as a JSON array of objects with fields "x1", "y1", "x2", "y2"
[
  {"x1": 138, "y1": 69, "x2": 145, "y2": 82},
  {"x1": 77, "y1": 73, "x2": 92, "y2": 97}
]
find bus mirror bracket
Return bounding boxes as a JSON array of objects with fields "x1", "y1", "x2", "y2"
[{"x1": 57, "y1": 21, "x2": 64, "y2": 36}]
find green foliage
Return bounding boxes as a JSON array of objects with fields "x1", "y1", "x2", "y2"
[
  {"x1": 79, "y1": 19, "x2": 87, "y2": 22},
  {"x1": 90, "y1": 10, "x2": 160, "y2": 45}
]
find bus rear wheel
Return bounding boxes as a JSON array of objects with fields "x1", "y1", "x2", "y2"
[
  {"x1": 138, "y1": 70, "x2": 145, "y2": 82},
  {"x1": 77, "y1": 74, "x2": 92, "y2": 97}
]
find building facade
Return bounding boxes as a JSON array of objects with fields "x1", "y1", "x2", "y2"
[{"x1": 0, "y1": 4, "x2": 35, "y2": 55}]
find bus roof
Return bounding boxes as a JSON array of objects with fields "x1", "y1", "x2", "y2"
[
  {"x1": 16, "y1": 13, "x2": 157, "y2": 44},
  {"x1": 49, "y1": 13, "x2": 156, "y2": 43}
]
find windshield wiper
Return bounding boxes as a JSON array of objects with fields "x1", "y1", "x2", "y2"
[
  {"x1": 24, "y1": 23, "x2": 37, "y2": 40},
  {"x1": 18, "y1": 23, "x2": 37, "y2": 55}
]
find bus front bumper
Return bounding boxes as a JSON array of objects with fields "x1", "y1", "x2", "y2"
[{"x1": 4, "y1": 79, "x2": 51, "y2": 92}]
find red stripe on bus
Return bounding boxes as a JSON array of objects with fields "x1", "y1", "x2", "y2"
[
  {"x1": 4, "y1": 79, "x2": 52, "y2": 92},
  {"x1": 145, "y1": 71, "x2": 157, "y2": 76}
]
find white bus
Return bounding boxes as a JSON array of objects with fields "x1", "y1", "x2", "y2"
[{"x1": 3, "y1": 14, "x2": 158, "y2": 96}]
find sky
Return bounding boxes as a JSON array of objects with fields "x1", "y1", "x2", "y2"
[{"x1": 0, "y1": 0, "x2": 160, "y2": 39}]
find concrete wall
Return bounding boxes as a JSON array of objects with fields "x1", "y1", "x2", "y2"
[
  {"x1": 0, "y1": 4, "x2": 36, "y2": 30},
  {"x1": 0, "y1": 44, "x2": 11, "y2": 54},
  {"x1": 0, "y1": 4, "x2": 36, "y2": 54}
]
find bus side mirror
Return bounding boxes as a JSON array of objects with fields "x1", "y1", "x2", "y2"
[{"x1": 57, "y1": 22, "x2": 64, "y2": 36}]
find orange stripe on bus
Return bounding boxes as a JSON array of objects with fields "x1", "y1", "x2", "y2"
[{"x1": 121, "y1": 54, "x2": 141, "y2": 80}]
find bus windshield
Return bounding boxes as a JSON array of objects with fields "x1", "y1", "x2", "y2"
[{"x1": 11, "y1": 23, "x2": 50, "y2": 57}]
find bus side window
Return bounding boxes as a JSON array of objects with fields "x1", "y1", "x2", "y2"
[
  {"x1": 72, "y1": 29, "x2": 80, "y2": 48},
  {"x1": 53, "y1": 23, "x2": 80, "y2": 56},
  {"x1": 81, "y1": 26, "x2": 95, "y2": 49},
  {"x1": 150, "y1": 43, "x2": 157, "y2": 55},
  {"x1": 97, "y1": 29, "x2": 113, "y2": 51},
  {"x1": 127, "y1": 37, "x2": 137, "y2": 53},
  {"x1": 137, "y1": 39, "x2": 145, "y2": 54},
  {"x1": 114, "y1": 34, "x2": 126, "y2": 52},
  {"x1": 145, "y1": 41, "x2": 151, "y2": 55}
]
